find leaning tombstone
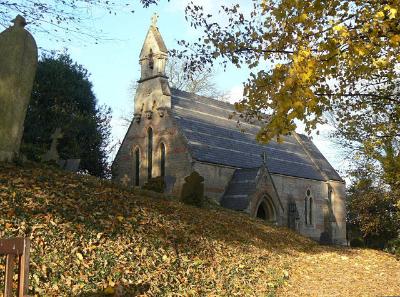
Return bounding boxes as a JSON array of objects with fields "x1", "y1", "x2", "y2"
[
  {"x1": 0, "y1": 15, "x2": 38, "y2": 162},
  {"x1": 180, "y1": 171, "x2": 205, "y2": 207}
]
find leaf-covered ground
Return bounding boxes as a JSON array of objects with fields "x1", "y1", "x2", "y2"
[{"x1": 0, "y1": 163, "x2": 399, "y2": 296}]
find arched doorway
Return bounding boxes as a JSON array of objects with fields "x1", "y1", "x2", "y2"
[{"x1": 256, "y1": 196, "x2": 277, "y2": 223}]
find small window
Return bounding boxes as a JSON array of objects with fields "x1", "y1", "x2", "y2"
[
  {"x1": 148, "y1": 49, "x2": 154, "y2": 70},
  {"x1": 328, "y1": 185, "x2": 333, "y2": 201},
  {"x1": 304, "y1": 197, "x2": 308, "y2": 225},
  {"x1": 305, "y1": 189, "x2": 312, "y2": 225},
  {"x1": 160, "y1": 143, "x2": 166, "y2": 177},
  {"x1": 147, "y1": 127, "x2": 153, "y2": 180},
  {"x1": 135, "y1": 148, "x2": 140, "y2": 186}
]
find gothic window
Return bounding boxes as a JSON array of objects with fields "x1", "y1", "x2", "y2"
[
  {"x1": 160, "y1": 142, "x2": 166, "y2": 177},
  {"x1": 305, "y1": 189, "x2": 312, "y2": 225},
  {"x1": 135, "y1": 148, "x2": 140, "y2": 186},
  {"x1": 304, "y1": 197, "x2": 308, "y2": 225},
  {"x1": 147, "y1": 127, "x2": 153, "y2": 180},
  {"x1": 328, "y1": 184, "x2": 333, "y2": 202}
]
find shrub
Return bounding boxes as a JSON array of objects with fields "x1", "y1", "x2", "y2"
[
  {"x1": 350, "y1": 237, "x2": 365, "y2": 248},
  {"x1": 319, "y1": 231, "x2": 332, "y2": 245},
  {"x1": 142, "y1": 176, "x2": 165, "y2": 193},
  {"x1": 385, "y1": 238, "x2": 400, "y2": 257}
]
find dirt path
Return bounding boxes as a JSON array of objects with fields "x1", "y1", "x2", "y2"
[{"x1": 278, "y1": 247, "x2": 400, "y2": 297}]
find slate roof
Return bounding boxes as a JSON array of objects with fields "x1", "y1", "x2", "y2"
[
  {"x1": 220, "y1": 168, "x2": 259, "y2": 210},
  {"x1": 170, "y1": 88, "x2": 342, "y2": 182}
]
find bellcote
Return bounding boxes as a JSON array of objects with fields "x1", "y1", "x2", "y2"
[
  {"x1": 139, "y1": 14, "x2": 168, "y2": 82},
  {"x1": 134, "y1": 14, "x2": 171, "y2": 118}
]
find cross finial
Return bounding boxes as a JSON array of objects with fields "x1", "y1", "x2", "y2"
[
  {"x1": 12, "y1": 15, "x2": 27, "y2": 28},
  {"x1": 261, "y1": 151, "x2": 267, "y2": 165},
  {"x1": 151, "y1": 13, "x2": 159, "y2": 27}
]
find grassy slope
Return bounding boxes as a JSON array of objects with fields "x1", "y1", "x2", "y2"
[{"x1": 0, "y1": 163, "x2": 399, "y2": 297}]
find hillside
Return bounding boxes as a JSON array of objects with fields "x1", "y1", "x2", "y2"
[{"x1": 0, "y1": 163, "x2": 399, "y2": 296}]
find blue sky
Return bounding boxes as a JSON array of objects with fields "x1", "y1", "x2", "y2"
[{"x1": 29, "y1": 0, "x2": 348, "y2": 176}]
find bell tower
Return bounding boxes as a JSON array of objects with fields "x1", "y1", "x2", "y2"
[{"x1": 134, "y1": 14, "x2": 171, "y2": 122}]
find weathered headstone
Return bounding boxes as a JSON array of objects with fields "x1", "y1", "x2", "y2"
[
  {"x1": 0, "y1": 15, "x2": 38, "y2": 162},
  {"x1": 180, "y1": 171, "x2": 204, "y2": 207},
  {"x1": 57, "y1": 158, "x2": 81, "y2": 173},
  {"x1": 42, "y1": 128, "x2": 63, "y2": 162},
  {"x1": 63, "y1": 159, "x2": 81, "y2": 172}
]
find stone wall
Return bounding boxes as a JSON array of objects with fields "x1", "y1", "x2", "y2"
[
  {"x1": 329, "y1": 180, "x2": 347, "y2": 244},
  {"x1": 113, "y1": 109, "x2": 193, "y2": 197},
  {"x1": 193, "y1": 162, "x2": 236, "y2": 202},
  {"x1": 271, "y1": 173, "x2": 346, "y2": 244}
]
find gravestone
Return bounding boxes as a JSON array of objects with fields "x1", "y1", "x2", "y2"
[
  {"x1": 42, "y1": 128, "x2": 63, "y2": 162},
  {"x1": 0, "y1": 15, "x2": 38, "y2": 162},
  {"x1": 57, "y1": 159, "x2": 81, "y2": 173},
  {"x1": 63, "y1": 159, "x2": 81, "y2": 172},
  {"x1": 120, "y1": 174, "x2": 131, "y2": 187},
  {"x1": 180, "y1": 171, "x2": 204, "y2": 207}
]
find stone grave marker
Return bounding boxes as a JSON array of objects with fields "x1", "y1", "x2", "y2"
[
  {"x1": 0, "y1": 15, "x2": 38, "y2": 161},
  {"x1": 42, "y1": 128, "x2": 63, "y2": 162},
  {"x1": 180, "y1": 171, "x2": 204, "y2": 207},
  {"x1": 63, "y1": 159, "x2": 81, "y2": 172},
  {"x1": 120, "y1": 174, "x2": 131, "y2": 187}
]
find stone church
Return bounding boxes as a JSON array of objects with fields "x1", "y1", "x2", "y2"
[{"x1": 112, "y1": 20, "x2": 346, "y2": 244}]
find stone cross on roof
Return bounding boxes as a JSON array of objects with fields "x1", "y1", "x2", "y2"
[
  {"x1": 261, "y1": 151, "x2": 267, "y2": 165},
  {"x1": 151, "y1": 13, "x2": 159, "y2": 27},
  {"x1": 12, "y1": 15, "x2": 27, "y2": 28}
]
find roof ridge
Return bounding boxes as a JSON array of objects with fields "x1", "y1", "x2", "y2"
[{"x1": 170, "y1": 87, "x2": 235, "y2": 108}]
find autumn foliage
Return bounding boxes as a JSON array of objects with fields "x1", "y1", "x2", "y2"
[
  {"x1": 180, "y1": 1, "x2": 400, "y2": 143},
  {"x1": 0, "y1": 163, "x2": 399, "y2": 296}
]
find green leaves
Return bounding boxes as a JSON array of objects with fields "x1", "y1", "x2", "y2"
[{"x1": 22, "y1": 53, "x2": 112, "y2": 178}]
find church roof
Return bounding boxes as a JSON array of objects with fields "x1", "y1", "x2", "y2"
[
  {"x1": 170, "y1": 88, "x2": 342, "y2": 182},
  {"x1": 220, "y1": 168, "x2": 259, "y2": 210}
]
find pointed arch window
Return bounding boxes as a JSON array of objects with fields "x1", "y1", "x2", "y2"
[
  {"x1": 160, "y1": 143, "x2": 166, "y2": 177},
  {"x1": 135, "y1": 148, "x2": 140, "y2": 186},
  {"x1": 304, "y1": 197, "x2": 308, "y2": 225},
  {"x1": 147, "y1": 127, "x2": 153, "y2": 180},
  {"x1": 305, "y1": 189, "x2": 312, "y2": 225}
]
